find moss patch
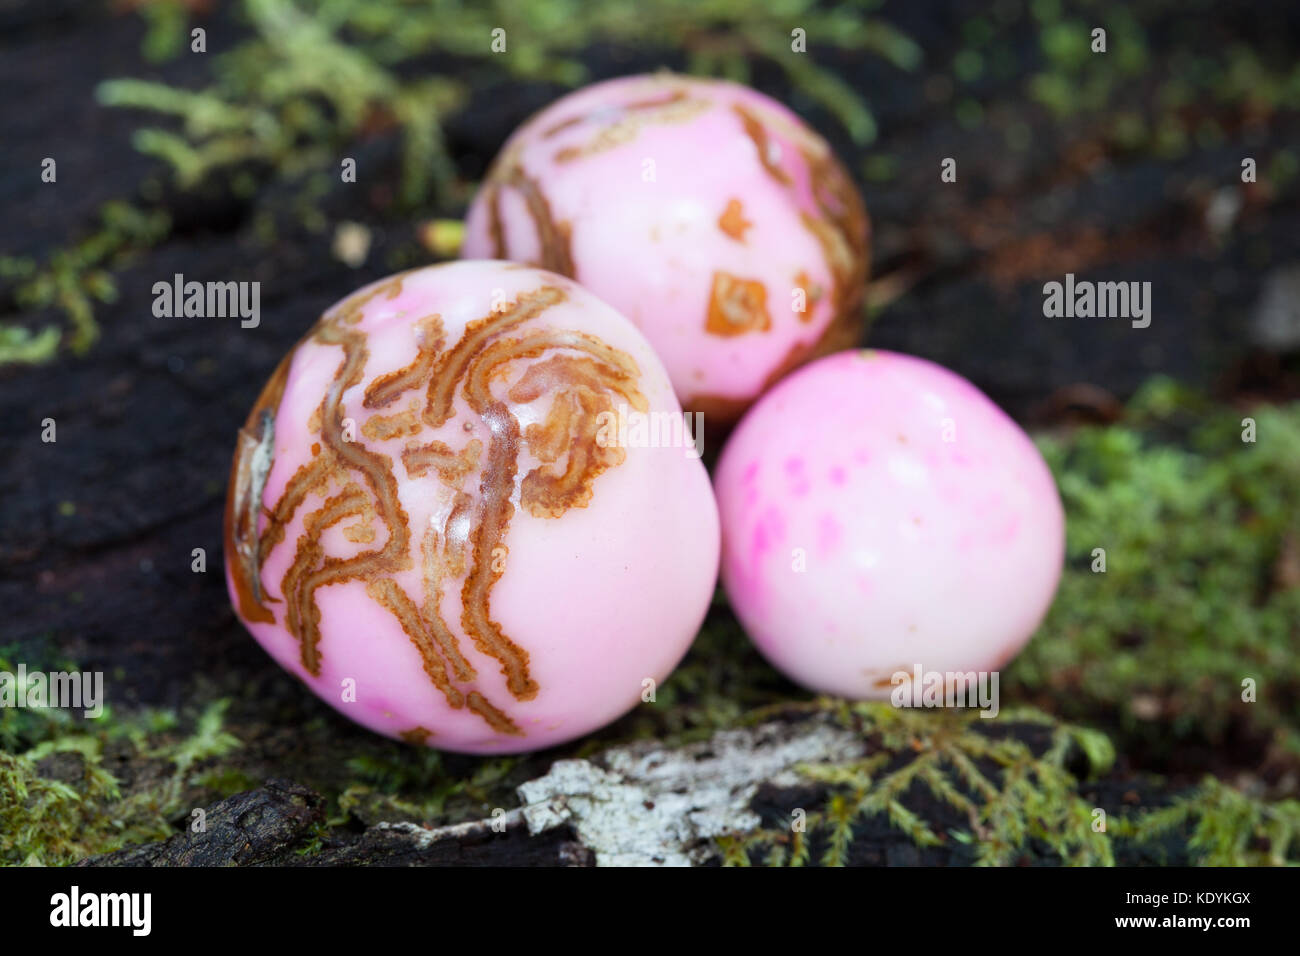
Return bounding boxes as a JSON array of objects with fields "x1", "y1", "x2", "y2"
[
  {"x1": 1014, "y1": 380, "x2": 1300, "y2": 773},
  {"x1": 0, "y1": 669, "x2": 239, "y2": 866}
]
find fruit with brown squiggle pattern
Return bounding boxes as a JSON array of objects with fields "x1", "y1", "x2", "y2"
[
  {"x1": 224, "y1": 261, "x2": 720, "y2": 753},
  {"x1": 462, "y1": 73, "x2": 871, "y2": 423}
]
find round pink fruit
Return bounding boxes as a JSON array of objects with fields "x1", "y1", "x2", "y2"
[
  {"x1": 224, "y1": 261, "x2": 719, "y2": 753},
  {"x1": 714, "y1": 350, "x2": 1065, "y2": 699},
  {"x1": 462, "y1": 73, "x2": 870, "y2": 422}
]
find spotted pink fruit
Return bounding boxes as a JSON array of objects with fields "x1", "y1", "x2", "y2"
[
  {"x1": 462, "y1": 73, "x2": 870, "y2": 423},
  {"x1": 224, "y1": 261, "x2": 719, "y2": 753},
  {"x1": 714, "y1": 350, "x2": 1065, "y2": 699}
]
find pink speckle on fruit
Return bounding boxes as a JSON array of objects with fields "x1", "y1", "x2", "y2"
[
  {"x1": 713, "y1": 350, "x2": 1065, "y2": 699},
  {"x1": 752, "y1": 507, "x2": 787, "y2": 554},
  {"x1": 993, "y1": 514, "x2": 1021, "y2": 546},
  {"x1": 816, "y1": 514, "x2": 842, "y2": 557}
]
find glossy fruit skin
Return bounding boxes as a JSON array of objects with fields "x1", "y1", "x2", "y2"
[
  {"x1": 714, "y1": 350, "x2": 1065, "y2": 699},
  {"x1": 462, "y1": 73, "x2": 870, "y2": 423},
  {"x1": 224, "y1": 261, "x2": 719, "y2": 753}
]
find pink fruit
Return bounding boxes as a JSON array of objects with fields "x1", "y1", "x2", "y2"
[
  {"x1": 224, "y1": 261, "x2": 719, "y2": 753},
  {"x1": 713, "y1": 350, "x2": 1065, "y2": 699},
  {"x1": 462, "y1": 73, "x2": 870, "y2": 422}
]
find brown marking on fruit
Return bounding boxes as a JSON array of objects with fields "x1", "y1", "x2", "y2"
[
  {"x1": 416, "y1": 522, "x2": 476, "y2": 683},
  {"x1": 343, "y1": 522, "x2": 375, "y2": 543},
  {"x1": 441, "y1": 491, "x2": 475, "y2": 579},
  {"x1": 244, "y1": 272, "x2": 643, "y2": 733},
  {"x1": 511, "y1": 168, "x2": 575, "y2": 276},
  {"x1": 258, "y1": 451, "x2": 333, "y2": 558},
  {"x1": 365, "y1": 576, "x2": 465, "y2": 710},
  {"x1": 802, "y1": 214, "x2": 857, "y2": 317},
  {"x1": 324, "y1": 271, "x2": 409, "y2": 327},
  {"x1": 794, "y1": 270, "x2": 824, "y2": 322},
  {"x1": 399, "y1": 726, "x2": 433, "y2": 745},
  {"x1": 282, "y1": 482, "x2": 372, "y2": 672},
  {"x1": 480, "y1": 158, "x2": 575, "y2": 276},
  {"x1": 506, "y1": 344, "x2": 647, "y2": 413},
  {"x1": 458, "y1": 399, "x2": 536, "y2": 701},
  {"x1": 425, "y1": 287, "x2": 633, "y2": 707},
  {"x1": 455, "y1": 329, "x2": 648, "y2": 696},
  {"x1": 519, "y1": 389, "x2": 623, "y2": 518},
  {"x1": 401, "y1": 438, "x2": 481, "y2": 484},
  {"x1": 361, "y1": 403, "x2": 422, "y2": 442},
  {"x1": 862, "y1": 664, "x2": 915, "y2": 691},
  {"x1": 801, "y1": 149, "x2": 870, "y2": 331},
  {"x1": 731, "y1": 103, "x2": 869, "y2": 345},
  {"x1": 225, "y1": 350, "x2": 293, "y2": 624},
  {"x1": 284, "y1": 323, "x2": 415, "y2": 675},
  {"x1": 551, "y1": 91, "x2": 709, "y2": 164},
  {"x1": 505, "y1": 344, "x2": 648, "y2": 520},
  {"x1": 467, "y1": 691, "x2": 524, "y2": 736},
  {"x1": 452, "y1": 323, "x2": 649, "y2": 698},
  {"x1": 705, "y1": 272, "x2": 772, "y2": 337},
  {"x1": 248, "y1": 279, "x2": 509, "y2": 732},
  {"x1": 423, "y1": 286, "x2": 567, "y2": 428},
  {"x1": 540, "y1": 88, "x2": 693, "y2": 139},
  {"x1": 523, "y1": 390, "x2": 578, "y2": 465},
  {"x1": 686, "y1": 124, "x2": 869, "y2": 423},
  {"x1": 733, "y1": 104, "x2": 792, "y2": 185},
  {"x1": 718, "y1": 198, "x2": 752, "y2": 241},
  {"x1": 487, "y1": 184, "x2": 507, "y2": 258},
  {"x1": 541, "y1": 113, "x2": 587, "y2": 139},
  {"x1": 363, "y1": 314, "x2": 444, "y2": 409}
]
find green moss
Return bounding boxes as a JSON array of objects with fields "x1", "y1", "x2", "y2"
[
  {"x1": 1012, "y1": 381, "x2": 1300, "y2": 762},
  {"x1": 338, "y1": 750, "x2": 519, "y2": 824},
  {"x1": 721, "y1": 704, "x2": 1117, "y2": 867},
  {"x1": 0, "y1": 202, "x2": 169, "y2": 368},
  {"x1": 136, "y1": 0, "x2": 192, "y2": 64},
  {"x1": 720, "y1": 704, "x2": 1300, "y2": 867},
  {"x1": 98, "y1": 0, "x2": 918, "y2": 205},
  {"x1": 0, "y1": 324, "x2": 61, "y2": 366},
  {"x1": 294, "y1": 820, "x2": 330, "y2": 858},
  {"x1": 0, "y1": 682, "x2": 239, "y2": 866},
  {"x1": 0, "y1": 749, "x2": 121, "y2": 867},
  {"x1": 1120, "y1": 778, "x2": 1300, "y2": 866}
]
